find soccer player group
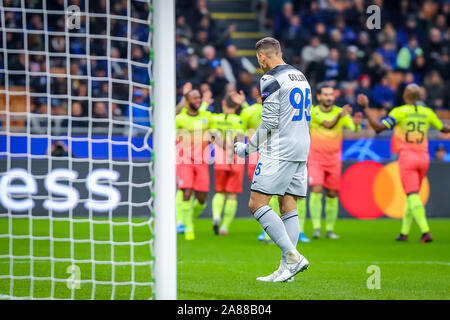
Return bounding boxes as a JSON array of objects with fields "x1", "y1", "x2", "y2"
[{"x1": 175, "y1": 37, "x2": 450, "y2": 282}]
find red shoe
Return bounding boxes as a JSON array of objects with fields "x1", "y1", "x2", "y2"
[{"x1": 420, "y1": 232, "x2": 433, "y2": 243}]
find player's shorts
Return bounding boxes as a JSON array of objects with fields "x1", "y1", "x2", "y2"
[
  {"x1": 247, "y1": 152, "x2": 259, "y2": 181},
  {"x1": 250, "y1": 154, "x2": 308, "y2": 197},
  {"x1": 308, "y1": 159, "x2": 341, "y2": 191},
  {"x1": 215, "y1": 165, "x2": 245, "y2": 194},
  {"x1": 398, "y1": 151, "x2": 429, "y2": 195},
  {"x1": 176, "y1": 163, "x2": 210, "y2": 192}
]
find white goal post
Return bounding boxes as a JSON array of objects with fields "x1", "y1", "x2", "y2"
[
  {"x1": 0, "y1": 0, "x2": 176, "y2": 300},
  {"x1": 153, "y1": 0, "x2": 176, "y2": 300}
]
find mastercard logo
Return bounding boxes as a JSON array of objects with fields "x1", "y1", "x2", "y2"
[{"x1": 340, "y1": 161, "x2": 429, "y2": 219}]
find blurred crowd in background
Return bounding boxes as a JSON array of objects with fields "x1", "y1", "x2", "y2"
[
  {"x1": 176, "y1": 0, "x2": 450, "y2": 114},
  {"x1": 0, "y1": 0, "x2": 449, "y2": 135},
  {"x1": 0, "y1": 0, "x2": 151, "y2": 133}
]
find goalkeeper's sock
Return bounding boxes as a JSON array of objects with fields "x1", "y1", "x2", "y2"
[
  {"x1": 400, "y1": 200, "x2": 413, "y2": 235},
  {"x1": 212, "y1": 193, "x2": 225, "y2": 222},
  {"x1": 269, "y1": 195, "x2": 280, "y2": 216},
  {"x1": 221, "y1": 199, "x2": 237, "y2": 231},
  {"x1": 193, "y1": 199, "x2": 207, "y2": 219},
  {"x1": 281, "y1": 210, "x2": 299, "y2": 261},
  {"x1": 181, "y1": 200, "x2": 194, "y2": 234},
  {"x1": 325, "y1": 196, "x2": 339, "y2": 232},
  {"x1": 253, "y1": 205, "x2": 295, "y2": 255},
  {"x1": 408, "y1": 193, "x2": 430, "y2": 233},
  {"x1": 309, "y1": 192, "x2": 322, "y2": 230},
  {"x1": 297, "y1": 198, "x2": 306, "y2": 233},
  {"x1": 176, "y1": 190, "x2": 184, "y2": 226}
]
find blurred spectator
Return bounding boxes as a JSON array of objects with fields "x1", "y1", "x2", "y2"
[
  {"x1": 280, "y1": 15, "x2": 310, "y2": 63},
  {"x1": 397, "y1": 36, "x2": 424, "y2": 70},
  {"x1": 50, "y1": 141, "x2": 70, "y2": 157},
  {"x1": 323, "y1": 48, "x2": 343, "y2": 82},
  {"x1": 273, "y1": 2, "x2": 294, "y2": 39},
  {"x1": 176, "y1": 15, "x2": 193, "y2": 42},
  {"x1": 126, "y1": 89, "x2": 150, "y2": 129},
  {"x1": 376, "y1": 42, "x2": 397, "y2": 70},
  {"x1": 395, "y1": 72, "x2": 416, "y2": 105},
  {"x1": 372, "y1": 76, "x2": 395, "y2": 109},
  {"x1": 377, "y1": 23, "x2": 397, "y2": 49},
  {"x1": 221, "y1": 45, "x2": 255, "y2": 84},
  {"x1": 367, "y1": 53, "x2": 389, "y2": 86},
  {"x1": 93, "y1": 102, "x2": 109, "y2": 128},
  {"x1": 411, "y1": 54, "x2": 427, "y2": 84},
  {"x1": 424, "y1": 71, "x2": 446, "y2": 109},
  {"x1": 336, "y1": 82, "x2": 358, "y2": 109},
  {"x1": 355, "y1": 75, "x2": 373, "y2": 110},
  {"x1": 302, "y1": 36, "x2": 329, "y2": 64},
  {"x1": 343, "y1": 45, "x2": 363, "y2": 82},
  {"x1": 396, "y1": 15, "x2": 423, "y2": 48},
  {"x1": 434, "y1": 144, "x2": 449, "y2": 162}
]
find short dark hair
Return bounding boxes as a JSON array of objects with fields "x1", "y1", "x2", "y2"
[
  {"x1": 255, "y1": 37, "x2": 281, "y2": 57},
  {"x1": 224, "y1": 93, "x2": 237, "y2": 109},
  {"x1": 316, "y1": 82, "x2": 334, "y2": 94}
]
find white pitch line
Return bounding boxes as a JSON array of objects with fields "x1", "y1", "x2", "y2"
[{"x1": 177, "y1": 260, "x2": 450, "y2": 266}]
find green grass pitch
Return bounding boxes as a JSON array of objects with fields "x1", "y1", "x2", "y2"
[
  {"x1": 178, "y1": 218, "x2": 450, "y2": 300},
  {"x1": 1, "y1": 217, "x2": 449, "y2": 299}
]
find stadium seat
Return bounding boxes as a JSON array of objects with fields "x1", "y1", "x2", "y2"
[{"x1": 0, "y1": 86, "x2": 30, "y2": 129}]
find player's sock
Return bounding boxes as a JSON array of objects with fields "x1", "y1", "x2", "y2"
[
  {"x1": 193, "y1": 199, "x2": 206, "y2": 219},
  {"x1": 281, "y1": 210, "x2": 299, "y2": 261},
  {"x1": 297, "y1": 198, "x2": 306, "y2": 233},
  {"x1": 408, "y1": 193, "x2": 430, "y2": 233},
  {"x1": 176, "y1": 190, "x2": 183, "y2": 226},
  {"x1": 181, "y1": 200, "x2": 194, "y2": 235},
  {"x1": 309, "y1": 192, "x2": 322, "y2": 230},
  {"x1": 253, "y1": 205, "x2": 295, "y2": 255},
  {"x1": 269, "y1": 195, "x2": 280, "y2": 215},
  {"x1": 221, "y1": 199, "x2": 237, "y2": 232},
  {"x1": 400, "y1": 201, "x2": 413, "y2": 235},
  {"x1": 325, "y1": 196, "x2": 338, "y2": 232},
  {"x1": 212, "y1": 193, "x2": 225, "y2": 222}
]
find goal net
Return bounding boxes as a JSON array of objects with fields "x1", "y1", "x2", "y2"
[{"x1": 0, "y1": 0, "x2": 176, "y2": 300}]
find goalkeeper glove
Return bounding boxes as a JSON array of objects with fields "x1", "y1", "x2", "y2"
[{"x1": 234, "y1": 142, "x2": 249, "y2": 158}]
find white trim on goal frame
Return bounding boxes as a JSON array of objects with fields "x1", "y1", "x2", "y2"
[{"x1": 153, "y1": 0, "x2": 177, "y2": 300}]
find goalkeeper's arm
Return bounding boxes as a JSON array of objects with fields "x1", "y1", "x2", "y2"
[{"x1": 235, "y1": 101, "x2": 279, "y2": 157}]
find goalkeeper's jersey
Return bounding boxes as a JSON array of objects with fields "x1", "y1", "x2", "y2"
[
  {"x1": 175, "y1": 110, "x2": 212, "y2": 164},
  {"x1": 258, "y1": 64, "x2": 311, "y2": 161},
  {"x1": 382, "y1": 104, "x2": 443, "y2": 155},
  {"x1": 310, "y1": 105, "x2": 361, "y2": 162}
]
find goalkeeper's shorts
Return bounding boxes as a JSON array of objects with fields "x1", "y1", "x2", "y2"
[
  {"x1": 250, "y1": 154, "x2": 307, "y2": 197},
  {"x1": 247, "y1": 152, "x2": 259, "y2": 182},
  {"x1": 176, "y1": 163, "x2": 210, "y2": 192}
]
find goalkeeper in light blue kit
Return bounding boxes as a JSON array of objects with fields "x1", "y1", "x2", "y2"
[{"x1": 235, "y1": 37, "x2": 311, "y2": 282}]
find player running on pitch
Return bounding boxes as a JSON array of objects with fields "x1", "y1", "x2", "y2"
[
  {"x1": 358, "y1": 84, "x2": 449, "y2": 242},
  {"x1": 176, "y1": 89, "x2": 212, "y2": 240},
  {"x1": 308, "y1": 83, "x2": 362, "y2": 239},
  {"x1": 210, "y1": 93, "x2": 246, "y2": 235},
  {"x1": 235, "y1": 37, "x2": 310, "y2": 282}
]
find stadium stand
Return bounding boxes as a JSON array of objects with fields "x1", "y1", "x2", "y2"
[{"x1": 0, "y1": 0, "x2": 449, "y2": 136}]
